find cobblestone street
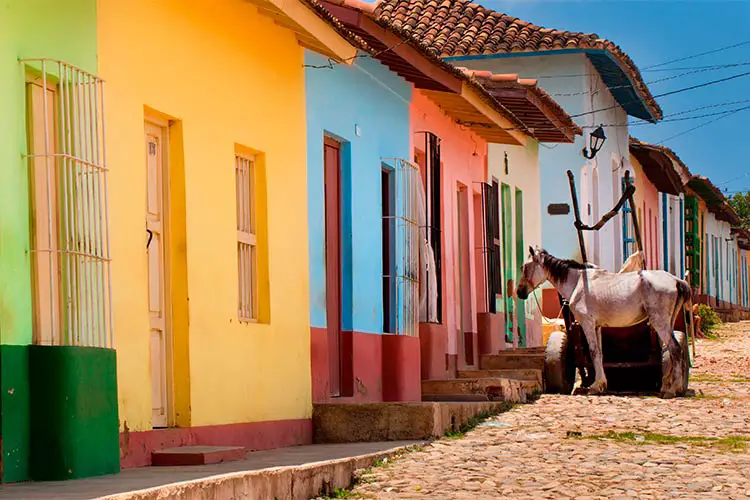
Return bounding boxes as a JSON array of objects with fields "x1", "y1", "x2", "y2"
[{"x1": 351, "y1": 323, "x2": 750, "y2": 499}]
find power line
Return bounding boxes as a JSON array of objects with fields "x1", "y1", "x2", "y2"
[
  {"x1": 655, "y1": 106, "x2": 750, "y2": 145},
  {"x1": 549, "y1": 63, "x2": 750, "y2": 97},
  {"x1": 643, "y1": 40, "x2": 750, "y2": 70},
  {"x1": 568, "y1": 70, "x2": 750, "y2": 119}
]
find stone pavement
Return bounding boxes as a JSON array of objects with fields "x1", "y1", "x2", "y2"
[
  {"x1": 351, "y1": 322, "x2": 750, "y2": 499},
  {"x1": 0, "y1": 441, "x2": 418, "y2": 500}
]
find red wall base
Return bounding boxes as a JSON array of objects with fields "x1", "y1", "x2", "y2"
[
  {"x1": 311, "y1": 328, "x2": 420, "y2": 403},
  {"x1": 120, "y1": 418, "x2": 311, "y2": 469},
  {"x1": 418, "y1": 322, "x2": 450, "y2": 380},
  {"x1": 382, "y1": 334, "x2": 421, "y2": 402},
  {"x1": 477, "y1": 312, "x2": 504, "y2": 355}
]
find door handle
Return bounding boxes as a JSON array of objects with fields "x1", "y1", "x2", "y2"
[{"x1": 146, "y1": 229, "x2": 153, "y2": 249}]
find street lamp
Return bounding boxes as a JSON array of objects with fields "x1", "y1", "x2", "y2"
[{"x1": 582, "y1": 125, "x2": 606, "y2": 159}]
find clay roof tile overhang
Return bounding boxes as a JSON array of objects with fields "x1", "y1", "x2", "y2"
[
  {"x1": 731, "y1": 227, "x2": 750, "y2": 250},
  {"x1": 628, "y1": 137, "x2": 691, "y2": 196},
  {"x1": 244, "y1": 0, "x2": 367, "y2": 62},
  {"x1": 458, "y1": 68, "x2": 582, "y2": 143},
  {"x1": 687, "y1": 175, "x2": 741, "y2": 226},
  {"x1": 320, "y1": 0, "x2": 542, "y2": 145},
  {"x1": 373, "y1": 0, "x2": 663, "y2": 123}
]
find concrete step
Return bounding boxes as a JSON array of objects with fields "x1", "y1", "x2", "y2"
[
  {"x1": 421, "y1": 393, "x2": 491, "y2": 402},
  {"x1": 458, "y1": 368, "x2": 543, "y2": 385},
  {"x1": 313, "y1": 401, "x2": 512, "y2": 443},
  {"x1": 480, "y1": 351, "x2": 546, "y2": 371},
  {"x1": 422, "y1": 377, "x2": 531, "y2": 403},
  {"x1": 151, "y1": 445, "x2": 246, "y2": 466}
]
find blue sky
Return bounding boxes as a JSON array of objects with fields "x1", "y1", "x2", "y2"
[{"x1": 366, "y1": 0, "x2": 750, "y2": 193}]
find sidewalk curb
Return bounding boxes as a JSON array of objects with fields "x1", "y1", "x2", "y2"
[{"x1": 98, "y1": 443, "x2": 421, "y2": 500}]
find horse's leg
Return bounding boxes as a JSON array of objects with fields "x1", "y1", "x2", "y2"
[
  {"x1": 577, "y1": 316, "x2": 607, "y2": 394},
  {"x1": 646, "y1": 300, "x2": 681, "y2": 398}
]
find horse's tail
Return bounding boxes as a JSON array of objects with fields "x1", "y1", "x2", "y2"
[{"x1": 677, "y1": 279, "x2": 692, "y2": 305}]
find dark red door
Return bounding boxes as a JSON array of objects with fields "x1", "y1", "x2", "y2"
[{"x1": 324, "y1": 137, "x2": 342, "y2": 396}]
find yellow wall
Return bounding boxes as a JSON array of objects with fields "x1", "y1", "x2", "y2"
[{"x1": 98, "y1": 0, "x2": 312, "y2": 431}]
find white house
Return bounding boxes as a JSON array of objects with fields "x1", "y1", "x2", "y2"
[{"x1": 373, "y1": 0, "x2": 663, "y2": 315}]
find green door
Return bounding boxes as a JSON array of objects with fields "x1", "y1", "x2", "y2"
[
  {"x1": 514, "y1": 188, "x2": 526, "y2": 347},
  {"x1": 501, "y1": 184, "x2": 513, "y2": 343}
]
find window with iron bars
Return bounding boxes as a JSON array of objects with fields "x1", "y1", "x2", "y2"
[
  {"x1": 420, "y1": 132, "x2": 442, "y2": 323},
  {"x1": 481, "y1": 180, "x2": 502, "y2": 313},
  {"x1": 235, "y1": 153, "x2": 258, "y2": 322},
  {"x1": 24, "y1": 59, "x2": 113, "y2": 348}
]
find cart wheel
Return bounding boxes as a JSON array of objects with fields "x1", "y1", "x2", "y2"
[
  {"x1": 674, "y1": 331, "x2": 690, "y2": 396},
  {"x1": 545, "y1": 330, "x2": 575, "y2": 394}
]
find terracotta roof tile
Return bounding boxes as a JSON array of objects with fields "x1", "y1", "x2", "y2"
[
  {"x1": 374, "y1": 0, "x2": 663, "y2": 121},
  {"x1": 457, "y1": 67, "x2": 583, "y2": 142}
]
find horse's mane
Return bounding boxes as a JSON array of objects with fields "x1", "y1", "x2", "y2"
[{"x1": 538, "y1": 249, "x2": 592, "y2": 283}]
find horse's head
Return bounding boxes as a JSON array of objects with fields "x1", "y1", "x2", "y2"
[{"x1": 516, "y1": 246, "x2": 547, "y2": 300}]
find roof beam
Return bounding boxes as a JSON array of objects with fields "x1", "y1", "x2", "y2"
[
  {"x1": 322, "y1": 1, "x2": 463, "y2": 93},
  {"x1": 461, "y1": 83, "x2": 526, "y2": 146}
]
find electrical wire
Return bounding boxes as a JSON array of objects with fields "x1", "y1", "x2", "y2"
[
  {"x1": 568, "y1": 70, "x2": 750, "y2": 120},
  {"x1": 643, "y1": 40, "x2": 750, "y2": 70},
  {"x1": 655, "y1": 106, "x2": 750, "y2": 145},
  {"x1": 549, "y1": 63, "x2": 750, "y2": 97}
]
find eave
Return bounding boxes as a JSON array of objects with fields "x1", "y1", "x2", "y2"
[
  {"x1": 687, "y1": 176, "x2": 741, "y2": 226},
  {"x1": 445, "y1": 49, "x2": 661, "y2": 123},
  {"x1": 246, "y1": 0, "x2": 357, "y2": 62},
  {"x1": 629, "y1": 147, "x2": 684, "y2": 196},
  {"x1": 321, "y1": 1, "x2": 463, "y2": 92},
  {"x1": 320, "y1": 1, "x2": 526, "y2": 145}
]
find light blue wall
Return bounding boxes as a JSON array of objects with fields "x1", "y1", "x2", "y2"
[{"x1": 305, "y1": 51, "x2": 411, "y2": 333}]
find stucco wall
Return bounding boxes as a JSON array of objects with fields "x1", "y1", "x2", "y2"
[
  {"x1": 0, "y1": 0, "x2": 98, "y2": 482},
  {"x1": 305, "y1": 51, "x2": 411, "y2": 333},
  {"x1": 446, "y1": 53, "x2": 630, "y2": 272},
  {"x1": 488, "y1": 141, "x2": 543, "y2": 346},
  {"x1": 99, "y1": 0, "x2": 313, "y2": 431},
  {"x1": 411, "y1": 91, "x2": 487, "y2": 355},
  {"x1": 704, "y1": 211, "x2": 733, "y2": 303},
  {"x1": 629, "y1": 154, "x2": 661, "y2": 270},
  {"x1": 0, "y1": 0, "x2": 97, "y2": 346}
]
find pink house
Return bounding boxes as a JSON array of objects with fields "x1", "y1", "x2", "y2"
[{"x1": 412, "y1": 90, "x2": 491, "y2": 378}]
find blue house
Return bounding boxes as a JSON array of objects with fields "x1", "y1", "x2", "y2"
[{"x1": 305, "y1": 46, "x2": 420, "y2": 402}]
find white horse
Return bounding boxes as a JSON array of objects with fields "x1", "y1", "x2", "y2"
[{"x1": 516, "y1": 246, "x2": 691, "y2": 397}]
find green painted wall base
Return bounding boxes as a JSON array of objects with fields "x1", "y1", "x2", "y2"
[
  {"x1": 1, "y1": 345, "x2": 31, "y2": 483},
  {"x1": 29, "y1": 346, "x2": 119, "y2": 481}
]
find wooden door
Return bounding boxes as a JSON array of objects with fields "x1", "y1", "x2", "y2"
[
  {"x1": 145, "y1": 121, "x2": 171, "y2": 428},
  {"x1": 456, "y1": 184, "x2": 473, "y2": 365},
  {"x1": 514, "y1": 188, "x2": 526, "y2": 347},
  {"x1": 382, "y1": 168, "x2": 395, "y2": 334},
  {"x1": 324, "y1": 137, "x2": 342, "y2": 397},
  {"x1": 501, "y1": 183, "x2": 514, "y2": 343}
]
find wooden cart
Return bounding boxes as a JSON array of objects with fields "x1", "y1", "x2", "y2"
[{"x1": 544, "y1": 170, "x2": 693, "y2": 395}]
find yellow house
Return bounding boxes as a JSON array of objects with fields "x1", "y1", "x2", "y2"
[{"x1": 97, "y1": 0, "x2": 358, "y2": 467}]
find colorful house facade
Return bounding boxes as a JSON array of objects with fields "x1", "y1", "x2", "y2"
[
  {"x1": 456, "y1": 70, "x2": 582, "y2": 349},
  {"x1": 628, "y1": 138, "x2": 690, "y2": 274},
  {"x1": 0, "y1": 0, "x2": 364, "y2": 482},
  {"x1": 687, "y1": 176, "x2": 742, "y2": 310},
  {"x1": 101, "y1": 0, "x2": 362, "y2": 469},
  {"x1": 304, "y1": 23, "x2": 420, "y2": 402},
  {"x1": 0, "y1": 0, "x2": 117, "y2": 482},
  {"x1": 315, "y1": 0, "x2": 549, "y2": 387},
  {"x1": 371, "y1": 0, "x2": 662, "y2": 319}
]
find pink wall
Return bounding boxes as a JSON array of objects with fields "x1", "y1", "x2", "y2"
[
  {"x1": 631, "y1": 156, "x2": 660, "y2": 270},
  {"x1": 411, "y1": 91, "x2": 488, "y2": 359}
]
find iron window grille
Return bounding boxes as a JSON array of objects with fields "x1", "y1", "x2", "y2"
[{"x1": 23, "y1": 58, "x2": 113, "y2": 348}]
